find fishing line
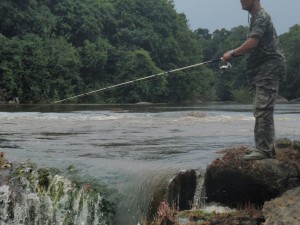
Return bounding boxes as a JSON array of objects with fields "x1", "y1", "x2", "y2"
[
  {"x1": 53, "y1": 58, "x2": 222, "y2": 104},
  {"x1": 21, "y1": 58, "x2": 227, "y2": 111}
]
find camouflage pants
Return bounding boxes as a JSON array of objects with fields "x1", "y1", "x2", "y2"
[{"x1": 253, "y1": 84, "x2": 278, "y2": 155}]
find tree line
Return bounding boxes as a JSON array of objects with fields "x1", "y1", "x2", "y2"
[{"x1": 0, "y1": 0, "x2": 299, "y2": 103}]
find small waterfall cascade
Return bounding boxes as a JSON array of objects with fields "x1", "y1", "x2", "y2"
[
  {"x1": 166, "y1": 169, "x2": 206, "y2": 210},
  {"x1": 0, "y1": 162, "x2": 114, "y2": 225},
  {"x1": 192, "y1": 171, "x2": 206, "y2": 209},
  {"x1": 138, "y1": 169, "x2": 206, "y2": 224}
]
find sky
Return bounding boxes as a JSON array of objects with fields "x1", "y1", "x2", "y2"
[{"x1": 173, "y1": 0, "x2": 300, "y2": 35}]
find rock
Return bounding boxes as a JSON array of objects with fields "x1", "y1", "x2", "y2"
[
  {"x1": 204, "y1": 146, "x2": 300, "y2": 208},
  {"x1": 276, "y1": 95, "x2": 289, "y2": 103},
  {"x1": 276, "y1": 138, "x2": 293, "y2": 149},
  {"x1": 166, "y1": 170, "x2": 197, "y2": 210},
  {"x1": 150, "y1": 139, "x2": 300, "y2": 225},
  {"x1": 145, "y1": 169, "x2": 198, "y2": 222},
  {"x1": 276, "y1": 138, "x2": 300, "y2": 160},
  {"x1": 9, "y1": 97, "x2": 19, "y2": 104},
  {"x1": 263, "y1": 187, "x2": 300, "y2": 225},
  {"x1": 136, "y1": 101, "x2": 153, "y2": 105}
]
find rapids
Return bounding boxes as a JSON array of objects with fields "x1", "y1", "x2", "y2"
[{"x1": 1, "y1": 103, "x2": 299, "y2": 224}]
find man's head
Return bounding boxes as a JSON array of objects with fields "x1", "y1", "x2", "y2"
[{"x1": 240, "y1": 0, "x2": 261, "y2": 14}]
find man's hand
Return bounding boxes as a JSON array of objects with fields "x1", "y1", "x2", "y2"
[{"x1": 222, "y1": 50, "x2": 235, "y2": 63}]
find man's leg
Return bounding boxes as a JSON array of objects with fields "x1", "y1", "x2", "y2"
[{"x1": 253, "y1": 85, "x2": 278, "y2": 156}]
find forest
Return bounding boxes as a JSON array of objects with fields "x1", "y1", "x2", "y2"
[{"x1": 0, "y1": 0, "x2": 299, "y2": 104}]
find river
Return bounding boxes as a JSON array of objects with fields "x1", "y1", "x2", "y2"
[{"x1": 0, "y1": 103, "x2": 299, "y2": 224}]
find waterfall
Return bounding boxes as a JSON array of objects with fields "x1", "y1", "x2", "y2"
[
  {"x1": 1, "y1": 162, "x2": 207, "y2": 225},
  {"x1": 166, "y1": 169, "x2": 206, "y2": 210},
  {"x1": 0, "y1": 162, "x2": 114, "y2": 225}
]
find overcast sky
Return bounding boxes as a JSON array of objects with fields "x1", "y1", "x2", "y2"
[{"x1": 173, "y1": 0, "x2": 300, "y2": 35}]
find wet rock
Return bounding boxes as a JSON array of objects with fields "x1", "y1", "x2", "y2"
[
  {"x1": 166, "y1": 170, "x2": 197, "y2": 210},
  {"x1": 263, "y1": 186, "x2": 300, "y2": 225},
  {"x1": 149, "y1": 139, "x2": 300, "y2": 225},
  {"x1": 146, "y1": 169, "x2": 198, "y2": 221},
  {"x1": 204, "y1": 145, "x2": 300, "y2": 208}
]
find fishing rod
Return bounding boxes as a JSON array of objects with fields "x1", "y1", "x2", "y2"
[{"x1": 53, "y1": 58, "x2": 228, "y2": 104}]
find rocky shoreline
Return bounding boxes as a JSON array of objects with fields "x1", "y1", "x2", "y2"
[{"x1": 146, "y1": 138, "x2": 300, "y2": 225}]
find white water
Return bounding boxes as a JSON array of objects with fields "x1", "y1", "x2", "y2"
[
  {"x1": 0, "y1": 172, "x2": 107, "y2": 225},
  {"x1": 1, "y1": 103, "x2": 299, "y2": 224}
]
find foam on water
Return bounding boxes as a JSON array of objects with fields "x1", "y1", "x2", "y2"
[{"x1": 0, "y1": 111, "x2": 124, "y2": 122}]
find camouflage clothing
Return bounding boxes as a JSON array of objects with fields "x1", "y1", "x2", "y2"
[
  {"x1": 246, "y1": 8, "x2": 286, "y2": 154},
  {"x1": 246, "y1": 8, "x2": 287, "y2": 84},
  {"x1": 253, "y1": 84, "x2": 278, "y2": 155}
]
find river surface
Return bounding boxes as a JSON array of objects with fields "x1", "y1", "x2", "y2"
[{"x1": 1, "y1": 103, "x2": 299, "y2": 224}]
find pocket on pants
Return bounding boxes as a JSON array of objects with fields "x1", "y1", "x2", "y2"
[{"x1": 253, "y1": 86, "x2": 277, "y2": 118}]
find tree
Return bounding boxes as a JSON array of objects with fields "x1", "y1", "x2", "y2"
[
  {"x1": 51, "y1": 0, "x2": 115, "y2": 46},
  {"x1": 279, "y1": 25, "x2": 300, "y2": 100},
  {"x1": 78, "y1": 38, "x2": 113, "y2": 84},
  {"x1": 0, "y1": 0, "x2": 56, "y2": 37},
  {"x1": 2, "y1": 0, "x2": 297, "y2": 104},
  {"x1": 0, "y1": 34, "x2": 82, "y2": 103},
  {"x1": 110, "y1": 49, "x2": 168, "y2": 103}
]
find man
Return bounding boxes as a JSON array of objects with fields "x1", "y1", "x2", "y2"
[{"x1": 222, "y1": 0, "x2": 287, "y2": 160}]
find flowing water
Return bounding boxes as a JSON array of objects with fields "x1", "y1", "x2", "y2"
[{"x1": 1, "y1": 103, "x2": 299, "y2": 224}]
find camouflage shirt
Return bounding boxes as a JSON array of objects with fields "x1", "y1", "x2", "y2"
[{"x1": 245, "y1": 8, "x2": 286, "y2": 84}]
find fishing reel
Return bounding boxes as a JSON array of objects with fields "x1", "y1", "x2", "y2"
[{"x1": 220, "y1": 62, "x2": 232, "y2": 73}]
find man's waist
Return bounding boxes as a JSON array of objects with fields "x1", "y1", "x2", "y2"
[{"x1": 246, "y1": 57, "x2": 285, "y2": 70}]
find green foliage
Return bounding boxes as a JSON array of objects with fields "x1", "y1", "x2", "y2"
[
  {"x1": 0, "y1": 0, "x2": 56, "y2": 37},
  {"x1": 231, "y1": 87, "x2": 252, "y2": 103},
  {"x1": 279, "y1": 24, "x2": 300, "y2": 100},
  {"x1": 0, "y1": 34, "x2": 82, "y2": 103},
  {"x1": 0, "y1": 0, "x2": 299, "y2": 103},
  {"x1": 112, "y1": 49, "x2": 168, "y2": 103},
  {"x1": 204, "y1": 26, "x2": 249, "y2": 101},
  {"x1": 51, "y1": 0, "x2": 115, "y2": 46}
]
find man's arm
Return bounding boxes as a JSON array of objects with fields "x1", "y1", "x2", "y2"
[{"x1": 222, "y1": 36, "x2": 260, "y2": 62}]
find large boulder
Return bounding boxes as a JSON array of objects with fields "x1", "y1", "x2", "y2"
[
  {"x1": 263, "y1": 186, "x2": 300, "y2": 225},
  {"x1": 204, "y1": 143, "x2": 300, "y2": 208},
  {"x1": 148, "y1": 139, "x2": 300, "y2": 224}
]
